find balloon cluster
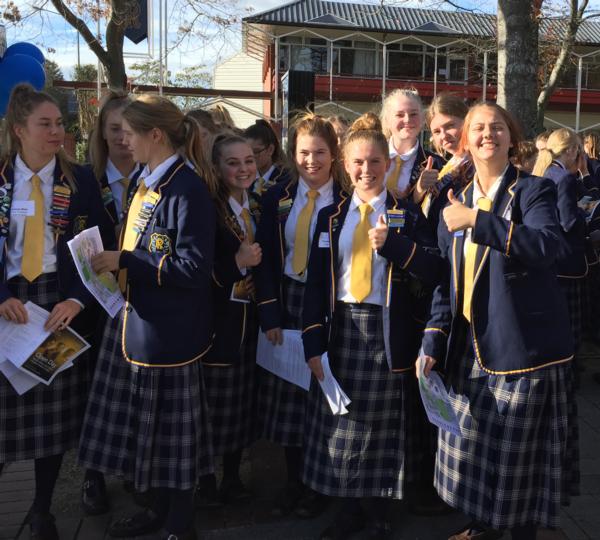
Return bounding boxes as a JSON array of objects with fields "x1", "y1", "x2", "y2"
[{"x1": 0, "y1": 42, "x2": 46, "y2": 116}]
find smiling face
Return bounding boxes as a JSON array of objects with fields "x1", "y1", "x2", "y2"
[
  {"x1": 388, "y1": 94, "x2": 423, "y2": 148},
  {"x1": 344, "y1": 139, "x2": 389, "y2": 201},
  {"x1": 430, "y1": 113, "x2": 464, "y2": 155},
  {"x1": 14, "y1": 101, "x2": 65, "y2": 162},
  {"x1": 103, "y1": 107, "x2": 133, "y2": 163},
  {"x1": 294, "y1": 133, "x2": 333, "y2": 188},
  {"x1": 465, "y1": 106, "x2": 512, "y2": 168},
  {"x1": 218, "y1": 141, "x2": 257, "y2": 196}
]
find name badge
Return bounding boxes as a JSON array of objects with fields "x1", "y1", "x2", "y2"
[
  {"x1": 11, "y1": 200, "x2": 35, "y2": 217},
  {"x1": 386, "y1": 209, "x2": 405, "y2": 228},
  {"x1": 318, "y1": 232, "x2": 330, "y2": 248},
  {"x1": 454, "y1": 230, "x2": 464, "y2": 237}
]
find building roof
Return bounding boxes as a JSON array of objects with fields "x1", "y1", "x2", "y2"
[{"x1": 243, "y1": 0, "x2": 600, "y2": 45}]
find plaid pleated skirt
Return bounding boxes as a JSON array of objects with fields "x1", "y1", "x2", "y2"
[
  {"x1": 0, "y1": 273, "x2": 91, "y2": 462},
  {"x1": 559, "y1": 278, "x2": 583, "y2": 352},
  {"x1": 78, "y1": 313, "x2": 214, "y2": 491},
  {"x1": 258, "y1": 276, "x2": 307, "y2": 447},
  {"x1": 203, "y1": 309, "x2": 258, "y2": 455},
  {"x1": 303, "y1": 303, "x2": 408, "y2": 499},
  {"x1": 435, "y1": 330, "x2": 571, "y2": 529}
]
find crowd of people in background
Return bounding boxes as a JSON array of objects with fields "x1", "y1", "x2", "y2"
[{"x1": 0, "y1": 82, "x2": 597, "y2": 540}]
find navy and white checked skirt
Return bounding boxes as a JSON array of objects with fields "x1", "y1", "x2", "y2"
[
  {"x1": 203, "y1": 309, "x2": 258, "y2": 455},
  {"x1": 0, "y1": 274, "x2": 90, "y2": 462},
  {"x1": 435, "y1": 330, "x2": 570, "y2": 529},
  {"x1": 303, "y1": 303, "x2": 408, "y2": 499},
  {"x1": 78, "y1": 313, "x2": 214, "y2": 491},
  {"x1": 258, "y1": 276, "x2": 307, "y2": 447}
]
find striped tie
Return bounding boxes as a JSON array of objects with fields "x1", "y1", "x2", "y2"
[{"x1": 240, "y1": 208, "x2": 254, "y2": 243}]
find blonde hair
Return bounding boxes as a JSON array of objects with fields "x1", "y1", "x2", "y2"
[
  {"x1": 426, "y1": 93, "x2": 468, "y2": 126},
  {"x1": 122, "y1": 94, "x2": 216, "y2": 194},
  {"x1": 380, "y1": 88, "x2": 423, "y2": 139},
  {"x1": 583, "y1": 131, "x2": 600, "y2": 160},
  {"x1": 288, "y1": 110, "x2": 347, "y2": 190},
  {"x1": 532, "y1": 128, "x2": 580, "y2": 177},
  {"x1": 88, "y1": 90, "x2": 132, "y2": 182},
  {"x1": 343, "y1": 112, "x2": 388, "y2": 160},
  {"x1": 1, "y1": 83, "x2": 76, "y2": 188},
  {"x1": 209, "y1": 104, "x2": 235, "y2": 129}
]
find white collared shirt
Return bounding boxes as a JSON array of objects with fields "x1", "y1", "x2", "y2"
[
  {"x1": 106, "y1": 158, "x2": 140, "y2": 216},
  {"x1": 139, "y1": 154, "x2": 179, "y2": 192},
  {"x1": 284, "y1": 177, "x2": 334, "y2": 283},
  {"x1": 337, "y1": 189, "x2": 388, "y2": 306},
  {"x1": 258, "y1": 165, "x2": 276, "y2": 182},
  {"x1": 385, "y1": 140, "x2": 419, "y2": 194},
  {"x1": 6, "y1": 155, "x2": 57, "y2": 280},
  {"x1": 229, "y1": 192, "x2": 253, "y2": 276}
]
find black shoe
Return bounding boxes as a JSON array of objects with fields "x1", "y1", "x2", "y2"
[
  {"x1": 218, "y1": 477, "x2": 252, "y2": 504},
  {"x1": 29, "y1": 512, "x2": 58, "y2": 540},
  {"x1": 271, "y1": 481, "x2": 304, "y2": 517},
  {"x1": 81, "y1": 477, "x2": 109, "y2": 515},
  {"x1": 156, "y1": 528, "x2": 197, "y2": 540},
  {"x1": 319, "y1": 509, "x2": 366, "y2": 540},
  {"x1": 366, "y1": 520, "x2": 393, "y2": 540},
  {"x1": 295, "y1": 489, "x2": 329, "y2": 519},
  {"x1": 108, "y1": 508, "x2": 164, "y2": 538}
]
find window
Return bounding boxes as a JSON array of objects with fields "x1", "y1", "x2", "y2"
[{"x1": 388, "y1": 50, "x2": 423, "y2": 78}]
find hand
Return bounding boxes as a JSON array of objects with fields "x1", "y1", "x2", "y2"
[
  {"x1": 91, "y1": 251, "x2": 122, "y2": 274},
  {"x1": 308, "y1": 355, "x2": 324, "y2": 381},
  {"x1": 44, "y1": 299, "x2": 82, "y2": 332},
  {"x1": 443, "y1": 189, "x2": 478, "y2": 233},
  {"x1": 0, "y1": 297, "x2": 28, "y2": 324},
  {"x1": 265, "y1": 327, "x2": 283, "y2": 346},
  {"x1": 414, "y1": 156, "x2": 439, "y2": 202},
  {"x1": 235, "y1": 239, "x2": 262, "y2": 269},
  {"x1": 416, "y1": 355, "x2": 437, "y2": 379},
  {"x1": 241, "y1": 275, "x2": 255, "y2": 298},
  {"x1": 368, "y1": 214, "x2": 389, "y2": 250}
]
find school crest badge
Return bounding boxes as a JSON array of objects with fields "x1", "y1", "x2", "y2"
[
  {"x1": 73, "y1": 215, "x2": 88, "y2": 235},
  {"x1": 149, "y1": 233, "x2": 172, "y2": 255}
]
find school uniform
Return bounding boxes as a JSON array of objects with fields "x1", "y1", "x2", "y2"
[
  {"x1": 0, "y1": 155, "x2": 115, "y2": 463},
  {"x1": 78, "y1": 155, "x2": 215, "y2": 491},
  {"x1": 254, "y1": 177, "x2": 344, "y2": 447},
  {"x1": 252, "y1": 164, "x2": 292, "y2": 197},
  {"x1": 301, "y1": 189, "x2": 441, "y2": 499},
  {"x1": 422, "y1": 163, "x2": 575, "y2": 529},
  {"x1": 202, "y1": 192, "x2": 259, "y2": 455}
]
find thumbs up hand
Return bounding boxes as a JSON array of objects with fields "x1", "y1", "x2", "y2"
[
  {"x1": 235, "y1": 238, "x2": 262, "y2": 269},
  {"x1": 368, "y1": 213, "x2": 389, "y2": 250},
  {"x1": 414, "y1": 156, "x2": 440, "y2": 202},
  {"x1": 442, "y1": 189, "x2": 478, "y2": 233}
]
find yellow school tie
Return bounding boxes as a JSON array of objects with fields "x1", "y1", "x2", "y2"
[
  {"x1": 462, "y1": 196, "x2": 492, "y2": 322},
  {"x1": 119, "y1": 178, "x2": 131, "y2": 214},
  {"x1": 21, "y1": 174, "x2": 45, "y2": 282},
  {"x1": 350, "y1": 203, "x2": 374, "y2": 302},
  {"x1": 240, "y1": 208, "x2": 254, "y2": 243},
  {"x1": 421, "y1": 160, "x2": 457, "y2": 217},
  {"x1": 292, "y1": 189, "x2": 319, "y2": 275},
  {"x1": 121, "y1": 180, "x2": 148, "y2": 252},
  {"x1": 386, "y1": 156, "x2": 404, "y2": 191},
  {"x1": 254, "y1": 177, "x2": 266, "y2": 196}
]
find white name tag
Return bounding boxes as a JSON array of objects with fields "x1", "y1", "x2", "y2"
[
  {"x1": 11, "y1": 200, "x2": 35, "y2": 217},
  {"x1": 318, "y1": 232, "x2": 330, "y2": 248}
]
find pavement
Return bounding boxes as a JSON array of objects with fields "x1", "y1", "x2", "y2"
[{"x1": 1, "y1": 350, "x2": 599, "y2": 540}]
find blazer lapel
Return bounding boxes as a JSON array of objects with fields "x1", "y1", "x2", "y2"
[
  {"x1": 277, "y1": 181, "x2": 297, "y2": 264},
  {"x1": 328, "y1": 192, "x2": 349, "y2": 310}
]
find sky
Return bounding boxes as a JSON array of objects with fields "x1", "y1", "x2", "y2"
[{"x1": 0, "y1": 0, "x2": 578, "y2": 83}]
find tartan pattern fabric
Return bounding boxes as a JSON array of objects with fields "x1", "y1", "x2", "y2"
[
  {"x1": 435, "y1": 334, "x2": 570, "y2": 529},
  {"x1": 258, "y1": 277, "x2": 307, "y2": 447},
  {"x1": 0, "y1": 273, "x2": 90, "y2": 461},
  {"x1": 562, "y1": 362, "x2": 580, "y2": 503},
  {"x1": 78, "y1": 313, "x2": 214, "y2": 491},
  {"x1": 203, "y1": 309, "x2": 259, "y2": 455},
  {"x1": 302, "y1": 303, "x2": 408, "y2": 499}
]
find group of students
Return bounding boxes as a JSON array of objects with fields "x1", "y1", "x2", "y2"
[{"x1": 0, "y1": 82, "x2": 587, "y2": 540}]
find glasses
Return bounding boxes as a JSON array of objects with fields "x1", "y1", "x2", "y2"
[{"x1": 253, "y1": 147, "x2": 267, "y2": 156}]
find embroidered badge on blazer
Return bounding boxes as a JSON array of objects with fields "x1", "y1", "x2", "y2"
[
  {"x1": 101, "y1": 186, "x2": 114, "y2": 206},
  {"x1": 149, "y1": 232, "x2": 172, "y2": 255},
  {"x1": 277, "y1": 198, "x2": 293, "y2": 221},
  {"x1": 73, "y1": 215, "x2": 88, "y2": 235},
  {"x1": 0, "y1": 184, "x2": 12, "y2": 238},
  {"x1": 387, "y1": 209, "x2": 406, "y2": 229}
]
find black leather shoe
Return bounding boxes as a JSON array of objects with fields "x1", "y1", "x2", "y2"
[
  {"x1": 30, "y1": 512, "x2": 59, "y2": 540},
  {"x1": 81, "y1": 477, "x2": 109, "y2": 515},
  {"x1": 108, "y1": 508, "x2": 164, "y2": 538},
  {"x1": 319, "y1": 510, "x2": 366, "y2": 540}
]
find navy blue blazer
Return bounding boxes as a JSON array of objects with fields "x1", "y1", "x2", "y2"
[
  {"x1": 422, "y1": 164, "x2": 573, "y2": 375},
  {"x1": 254, "y1": 178, "x2": 345, "y2": 332},
  {"x1": 584, "y1": 156, "x2": 600, "y2": 194},
  {"x1": 118, "y1": 158, "x2": 216, "y2": 367},
  {"x1": 543, "y1": 163, "x2": 587, "y2": 278},
  {"x1": 205, "y1": 201, "x2": 259, "y2": 366},
  {"x1": 403, "y1": 144, "x2": 445, "y2": 196},
  {"x1": 301, "y1": 191, "x2": 442, "y2": 372},
  {"x1": 0, "y1": 158, "x2": 116, "y2": 336}
]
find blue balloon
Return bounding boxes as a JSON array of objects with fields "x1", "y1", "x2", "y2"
[
  {"x1": 0, "y1": 54, "x2": 47, "y2": 116},
  {"x1": 3, "y1": 42, "x2": 45, "y2": 65}
]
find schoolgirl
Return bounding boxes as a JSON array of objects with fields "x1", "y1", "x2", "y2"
[
  {"x1": 301, "y1": 113, "x2": 441, "y2": 539},
  {"x1": 243, "y1": 119, "x2": 291, "y2": 196},
  {"x1": 254, "y1": 112, "x2": 346, "y2": 517},
  {"x1": 379, "y1": 88, "x2": 444, "y2": 200},
  {"x1": 197, "y1": 134, "x2": 262, "y2": 505},
  {"x1": 421, "y1": 103, "x2": 575, "y2": 540},
  {"x1": 78, "y1": 94, "x2": 216, "y2": 540},
  {"x1": 0, "y1": 83, "x2": 115, "y2": 539}
]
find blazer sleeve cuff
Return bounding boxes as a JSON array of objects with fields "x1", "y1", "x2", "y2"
[
  {"x1": 378, "y1": 231, "x2": 417, "y2": 268},
  {"x1": 421, "y1": 329, "x2": 448, "y2": 361},
  {"x1": 257, "y1": 298, "x2": 282, "y2": 332},
  {"x1": 302, "y1": 323, "x2": 327, "y2": 360}
]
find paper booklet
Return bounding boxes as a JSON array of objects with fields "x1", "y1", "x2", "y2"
[{"x1": 67, "y1": 226, "x2": 124, "y2": 318}]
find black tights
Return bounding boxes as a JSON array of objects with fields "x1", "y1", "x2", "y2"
[
  {"x1": 222, "y1": 448, "x2": 243, "y2": 482},
  {"x1": 284, "y1": 446, "x2": 303, "y2": 484},
  {"x1": 511, "y1": 524, "x2": 537, "y2": 540},
  {"x1": 153, "y1": 488, "x2": 195, "y2": 534}
]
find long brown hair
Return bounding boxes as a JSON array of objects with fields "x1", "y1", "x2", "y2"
[
  {"x1": 88, "y1": 90, "x2": 132, "y2": 182},
  {"x1": 122, "y1": 94, "x2": 216, "y2": 194},
  {"x1": 1, "y1": 83, "x2": 76, "y2": 188}
]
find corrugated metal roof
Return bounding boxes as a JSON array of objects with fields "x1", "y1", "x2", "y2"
[{"x1": 243, "y1": 0, "x2": 600, "y2": 45}]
